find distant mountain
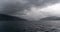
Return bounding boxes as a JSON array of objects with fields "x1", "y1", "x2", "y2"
[
  {"x1": 40, "y1": 16, "x2": 60, "y2": 21},
  {"x1": 0, "y1": 14, "x2": 28, "y2": 32},
  {"x1": 0, "y1": 14, "x2": 27, "y2": 21}
]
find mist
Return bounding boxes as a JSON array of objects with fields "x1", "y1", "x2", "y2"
[{"x1": 0, "y1": 0, "x2": 60, "y2": 20}]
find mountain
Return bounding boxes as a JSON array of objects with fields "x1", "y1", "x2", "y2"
[
  {"x1": 0, "y1": 14, "x2": 28, "y2": 32},
  {"x1": 0, "y1": 14, "x2": 27, "y2": 21},
  {"x1": 40, "y1": 16, "x2": 60, "y2": 21}
]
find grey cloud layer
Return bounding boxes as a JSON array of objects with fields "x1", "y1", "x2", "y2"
[
  {"x1": 0, "y1": 0, "x2": 59, "y2": 21},
  {"x1": 0, "y1": 0, "x2": 59, "y2": 15}
]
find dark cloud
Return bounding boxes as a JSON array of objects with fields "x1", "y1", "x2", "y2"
[{"x1": 0, "y1": 0, "x2": 59, "y2": 15}]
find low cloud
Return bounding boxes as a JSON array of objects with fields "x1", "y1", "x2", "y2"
[{"x1": 0, "y1": 0, "x2": 60, "y2": 20}]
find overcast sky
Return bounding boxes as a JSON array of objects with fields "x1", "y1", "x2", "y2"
[{"x1": 0, "y1": 0, "x2": 60, "y2": 21}]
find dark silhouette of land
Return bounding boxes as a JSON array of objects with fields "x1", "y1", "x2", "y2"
[
  {"x1": 0, "y1": 14, "x2": 27, "y2": 32},
  {"x1": 40, "y1": 16, "x2": 60, "y2": 21},
  {"x1": 0, "y1": 14, "x2": 27, "y2": 21}
]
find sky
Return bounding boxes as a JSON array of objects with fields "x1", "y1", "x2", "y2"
[{"x1": 0, "y1": 0, "x2": 60, "y2": 21}]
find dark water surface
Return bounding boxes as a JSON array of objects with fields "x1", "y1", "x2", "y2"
[{"x1": 0, "y1": 14, "x2": 60, "y2": 32}]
